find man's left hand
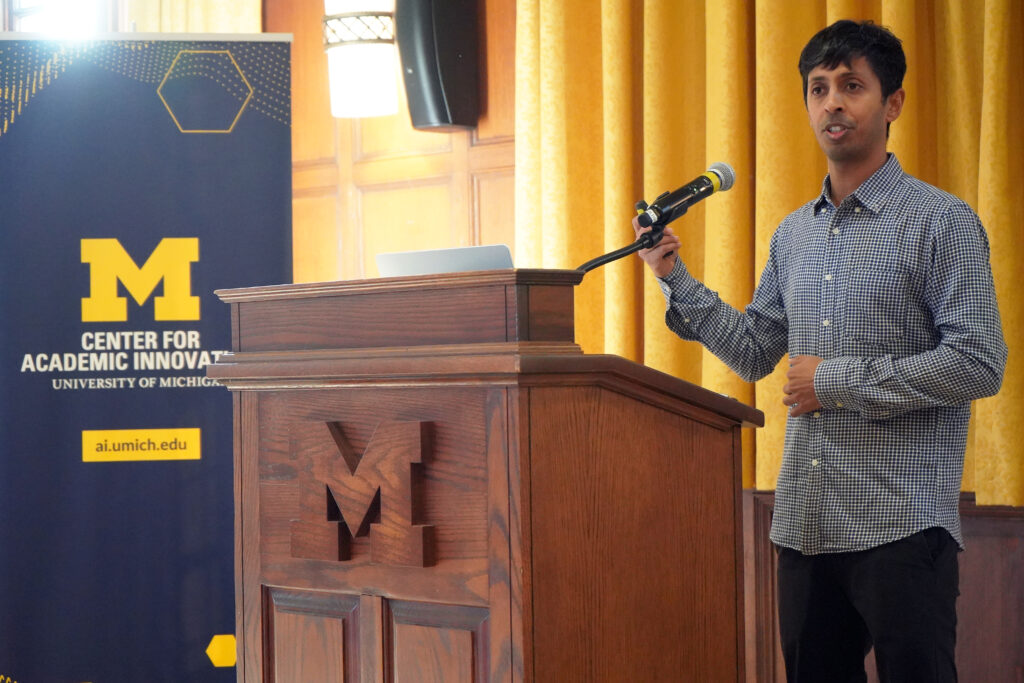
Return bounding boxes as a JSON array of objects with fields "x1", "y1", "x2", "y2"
[{"x1": 783, "y1": 355, "x2": 823, "y2": 417}]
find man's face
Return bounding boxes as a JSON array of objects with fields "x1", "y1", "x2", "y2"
[{"x1": 805, "y1": 55, "x2": 903, "y2": 165}]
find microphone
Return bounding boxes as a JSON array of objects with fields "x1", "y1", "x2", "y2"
[{"x1": 636, "y1": 162, "x2": 736, "y2": 228}]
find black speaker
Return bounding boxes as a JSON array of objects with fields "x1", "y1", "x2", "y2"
[{"x1": 395, "y1": 0, "x2": 479, "y2": 131}]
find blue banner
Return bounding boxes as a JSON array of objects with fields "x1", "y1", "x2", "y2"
[{"x1": 0, "y1": 35, "x2": 291, "y2": 682}]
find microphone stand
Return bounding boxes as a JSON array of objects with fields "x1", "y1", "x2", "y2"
[
  {"x1": 576, "y1": 224, "x2": 666, "y2": 273},
  {"x1": 576, "y1": 199, "x2": 684, "y2": 274}
]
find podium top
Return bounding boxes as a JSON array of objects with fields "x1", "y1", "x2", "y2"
[
  {"x1": 215, "y1": 269, "x2": 585, "y2": 353},
  {"x1": 214, "y1": 269, "x2": 583, "y2": 303}
]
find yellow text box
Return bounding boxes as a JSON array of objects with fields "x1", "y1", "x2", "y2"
[{"x1": 82, "y1": 428, "x2": 201, "y2": 462}]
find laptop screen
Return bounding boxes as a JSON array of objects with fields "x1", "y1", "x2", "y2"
[{"x1": 375, "y1": 245, "x2": 513, "y2": 277}]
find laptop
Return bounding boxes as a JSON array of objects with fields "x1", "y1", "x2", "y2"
[{"x1": 375, "y1": 244, "x2": 513, "y2": 277}]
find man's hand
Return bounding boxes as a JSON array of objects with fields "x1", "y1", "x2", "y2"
[
  {"x1": 633, "y1": 215, "x2": 680, "y2": 278},
  {"x1": 783, "y1": 355, "x2": 823, "y2": 417}
]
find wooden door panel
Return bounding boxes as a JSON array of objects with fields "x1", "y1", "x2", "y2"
[
  {"x1": 388, "y1": 600, "x2": 490, "y2": 682},
  {"x1": 266, "y1": 588, "x2": 361, "y2": 683}
]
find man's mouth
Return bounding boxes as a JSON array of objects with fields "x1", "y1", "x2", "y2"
[{"x1": 824, "y1": 123, "x2": 850, "y2": 139}]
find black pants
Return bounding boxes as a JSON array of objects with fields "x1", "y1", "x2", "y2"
[{"x1": 777, "y1": 528, "x2": 959, "y2": 683}]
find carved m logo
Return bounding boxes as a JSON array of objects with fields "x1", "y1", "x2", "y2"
[
  {"x1": 81, "y1": 238, "x2": 200, "y2": 322},
  {"x1": 291, "y1": 420, "x2": 435, "y2": 567}
]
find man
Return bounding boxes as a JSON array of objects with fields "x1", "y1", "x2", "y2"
[{"x1": 634, "y1": 20, "x2": 1007, "y2": 683}]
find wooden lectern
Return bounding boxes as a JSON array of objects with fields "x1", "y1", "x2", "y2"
[{"x1": 209, "y1": 269, "x2": 762, "y2": 683}]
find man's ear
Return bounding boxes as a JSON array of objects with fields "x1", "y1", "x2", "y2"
[{"x1": 886, "y1": 88, "x2": 906, "y2": 123}]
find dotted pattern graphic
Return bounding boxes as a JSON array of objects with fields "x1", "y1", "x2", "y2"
[
  {"x1": 0, "y1": 39, "x2": 290, "y2": 139},
  {"x1": 157, "y1": 50, "x2": 254, "y2": 133}
]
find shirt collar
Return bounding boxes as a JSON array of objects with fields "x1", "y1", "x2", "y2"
[{"x1": 813, "y1": 153, "x2": 904, "y2": 215}]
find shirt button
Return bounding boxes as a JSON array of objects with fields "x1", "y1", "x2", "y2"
[
  {"x1": 832, "y1": 227, "x2": 840, "y2": 235},
  {"x1": 836, "y1": 401, "x2": 844, "y2": 408},
  {"x1": 811, "y1": 459, "x2": 820, "y2": 467},
  {"x1": 813, "y1": 411, "x2": 821, "y2": 418},
  {"x1": 854, "y1": 206, "x2": 862, "y2": 213},
  {"x1": 822, "y1": 319, "x2": 831, "y2": 327},
  {"x1": 683, "y1": 317, "x2": 691, "y2": 323},
  {"x1": 824, "y1": 274, "x2": 833, "y2": 281}
]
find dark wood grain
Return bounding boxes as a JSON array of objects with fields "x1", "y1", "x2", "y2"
[
  {"x1": 289, "y1": 420, "x2": 435, "y2": 567},
  {"x1": 387, "y1": 600, "x2": 490, "y2": 682},
  {"x1": 240, "y1": 393, "x2": 262, "y2": 683},
  {"x1": 216, "y1": 270, "x2": 584, "y2": 353},
  {"x1": 265, "y1": 588, "x2": 360, "y2": 682},
  {"x1": 527, "y1": 385, "x2": 744, "y2": 682},
  {"x1": 214, "y1": 271, "x2": 761, "y2": 682}
]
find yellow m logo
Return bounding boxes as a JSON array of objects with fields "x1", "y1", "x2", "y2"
[{"x1": 81, "y1": 238, "x2": 200, "y2": 322}]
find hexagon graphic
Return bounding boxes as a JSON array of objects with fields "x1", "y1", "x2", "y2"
[
  {"x1": 157, "y1": 50, "x2": 253, "y2": 133},
  {"x1": 205, "y1": 633, "x2": 237, "y2": 667}
]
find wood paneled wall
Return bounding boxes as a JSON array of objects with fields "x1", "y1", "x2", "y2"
[{"x1": 264, "y1": 0, "x2": 516, "y2": 284}]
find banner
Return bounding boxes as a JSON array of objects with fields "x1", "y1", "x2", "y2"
[{"x1": 0, "y1": 35, "x2": 291, "y2": 682}]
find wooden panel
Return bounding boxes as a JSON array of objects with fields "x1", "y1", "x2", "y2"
[
  {"x1": 255, "y1": 387, "x2": 492, "y2": 606},
  {"x1": 528, "y1": 385, "x2": 743, "y2": 681},
  {"x1": 235, "y1": 285, "x2": 509, "y2": 351},
  {"x1": 214, "y1": 271, "x2": 584, "y2": 353},
  {"x1": 743, "y1": 491, "x2": 1024, "y2": 682},
  {"x1": 240, "y1": 392, "x2": 263, "y2": 683},
  {"x1": 361, "y1": 180, "x2": 458, "y2": 277},
  {"x1": 294, "y1": 158, "x2": 340, "y2": 198},
  {"x1": 475, "y1": 0, "x2": 515, "y2": 142},
  {"x1": 742, "y1": 491, "x2": 785, "y2": 683},
  {"x1": 484, "y1": 388, "x2": 519, "y2": 681},
  {"x1": 264, "y1": 0, "x2": 333, "y2": 164},
  {"x1": 957, "y1": 505, "x2": 1024, "y2": 680},
  {"x1": 356, "y1": 96, "x2": 454, "y2": 160},
  {"x1": 395, "y1": 624, "x2": 474, "y2": 681},
  {"x1": 293, "y1": 194, "x2": 340, "y2": 283},
  {"x1": 388, "y1": 600, "x2": 490, "y2": 683},
  {"x1": 266, "y1": 588, "x2": 360, "y2": 683},
  {"x1": 473, "y1": 168, "x2": 515, "y2": 252}
]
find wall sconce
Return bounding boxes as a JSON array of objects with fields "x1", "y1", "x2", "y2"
[{"x1": 323, "y1": 0, "x2": 399, "y2": 118}]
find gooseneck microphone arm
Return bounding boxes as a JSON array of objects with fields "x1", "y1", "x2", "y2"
[
  {"x1": 577, "y1": 201, "x2": 664, "y2": 273},
  {"x1": 576, "y1": 162, "x2": 736, "y2": 274}
]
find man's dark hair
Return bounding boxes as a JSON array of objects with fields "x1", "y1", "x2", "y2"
[{"x1": 798, "y1": 20, "x2": 906, "y2": 103}]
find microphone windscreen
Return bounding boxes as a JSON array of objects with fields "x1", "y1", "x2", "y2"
[{"x1": 709, "y1": 162, "x2": 736, "y2": 192}]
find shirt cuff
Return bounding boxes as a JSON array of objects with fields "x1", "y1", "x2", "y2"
[
  {"x1": 813, "y1": 356, "x2": 858, "y2": 411},
  {"x1": 656, "y1": 258, "x2": 699, "y2": 297}
]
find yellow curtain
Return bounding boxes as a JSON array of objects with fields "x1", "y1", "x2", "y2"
[
  {"x1": 123, "y1": 0, "x2": 261, "y2": 33},
  {"x1": 515, "y1": 0, "x2": 1024, "y2": 505}
]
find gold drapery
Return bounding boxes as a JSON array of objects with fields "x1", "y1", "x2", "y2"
[{"x1": 515, "y1": 0, "x2": 1023, "y2": 505}]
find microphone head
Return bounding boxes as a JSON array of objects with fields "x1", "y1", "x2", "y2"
[{"x1": 708, "y1": 162, "x2": 735, "y2": 192}]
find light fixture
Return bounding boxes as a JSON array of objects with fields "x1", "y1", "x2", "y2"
[{"x1": 323, "y1": 0, "x2": 400, "y2": 118}]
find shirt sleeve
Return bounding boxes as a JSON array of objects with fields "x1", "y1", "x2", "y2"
[
  {"x1": 657, "y1": 236, "x2": 789, "y2": 383},
  {"x1": 814, "y1": 204, "x2": 1008, "y2": 421}
]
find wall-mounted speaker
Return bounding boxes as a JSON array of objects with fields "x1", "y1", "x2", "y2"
[{"x1": 395, "y1": 0, "x2": 479, "y2": 131}]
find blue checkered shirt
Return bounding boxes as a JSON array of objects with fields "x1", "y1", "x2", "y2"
[{"x1": 658, "y1": 154, "x2": 1007, "y2": 554}]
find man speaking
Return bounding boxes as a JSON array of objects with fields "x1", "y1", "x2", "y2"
[{"x1": 635, "y1": 20, "x2": 1007, "y2": 682}]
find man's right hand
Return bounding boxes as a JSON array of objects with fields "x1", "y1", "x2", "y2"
[{"x1": 632, "y1": 215, "x2": 681, "y2": 278}]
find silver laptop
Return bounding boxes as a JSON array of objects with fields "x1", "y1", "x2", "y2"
[{"x1": 375, "y1": 245, "x2": 513, "y2": 277}]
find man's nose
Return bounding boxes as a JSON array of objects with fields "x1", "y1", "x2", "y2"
[{"x1": 824, "y1": 89, "x2": 844, "y2": 111}]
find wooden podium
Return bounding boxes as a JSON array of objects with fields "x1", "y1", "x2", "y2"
[{"x1": 208, "y1": 269, "x2": 763, "y2": 683}]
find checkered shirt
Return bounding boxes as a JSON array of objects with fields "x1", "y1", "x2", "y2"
[{"x1": 657, "y1": 154, "x2": 1007, "y2": 554}]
